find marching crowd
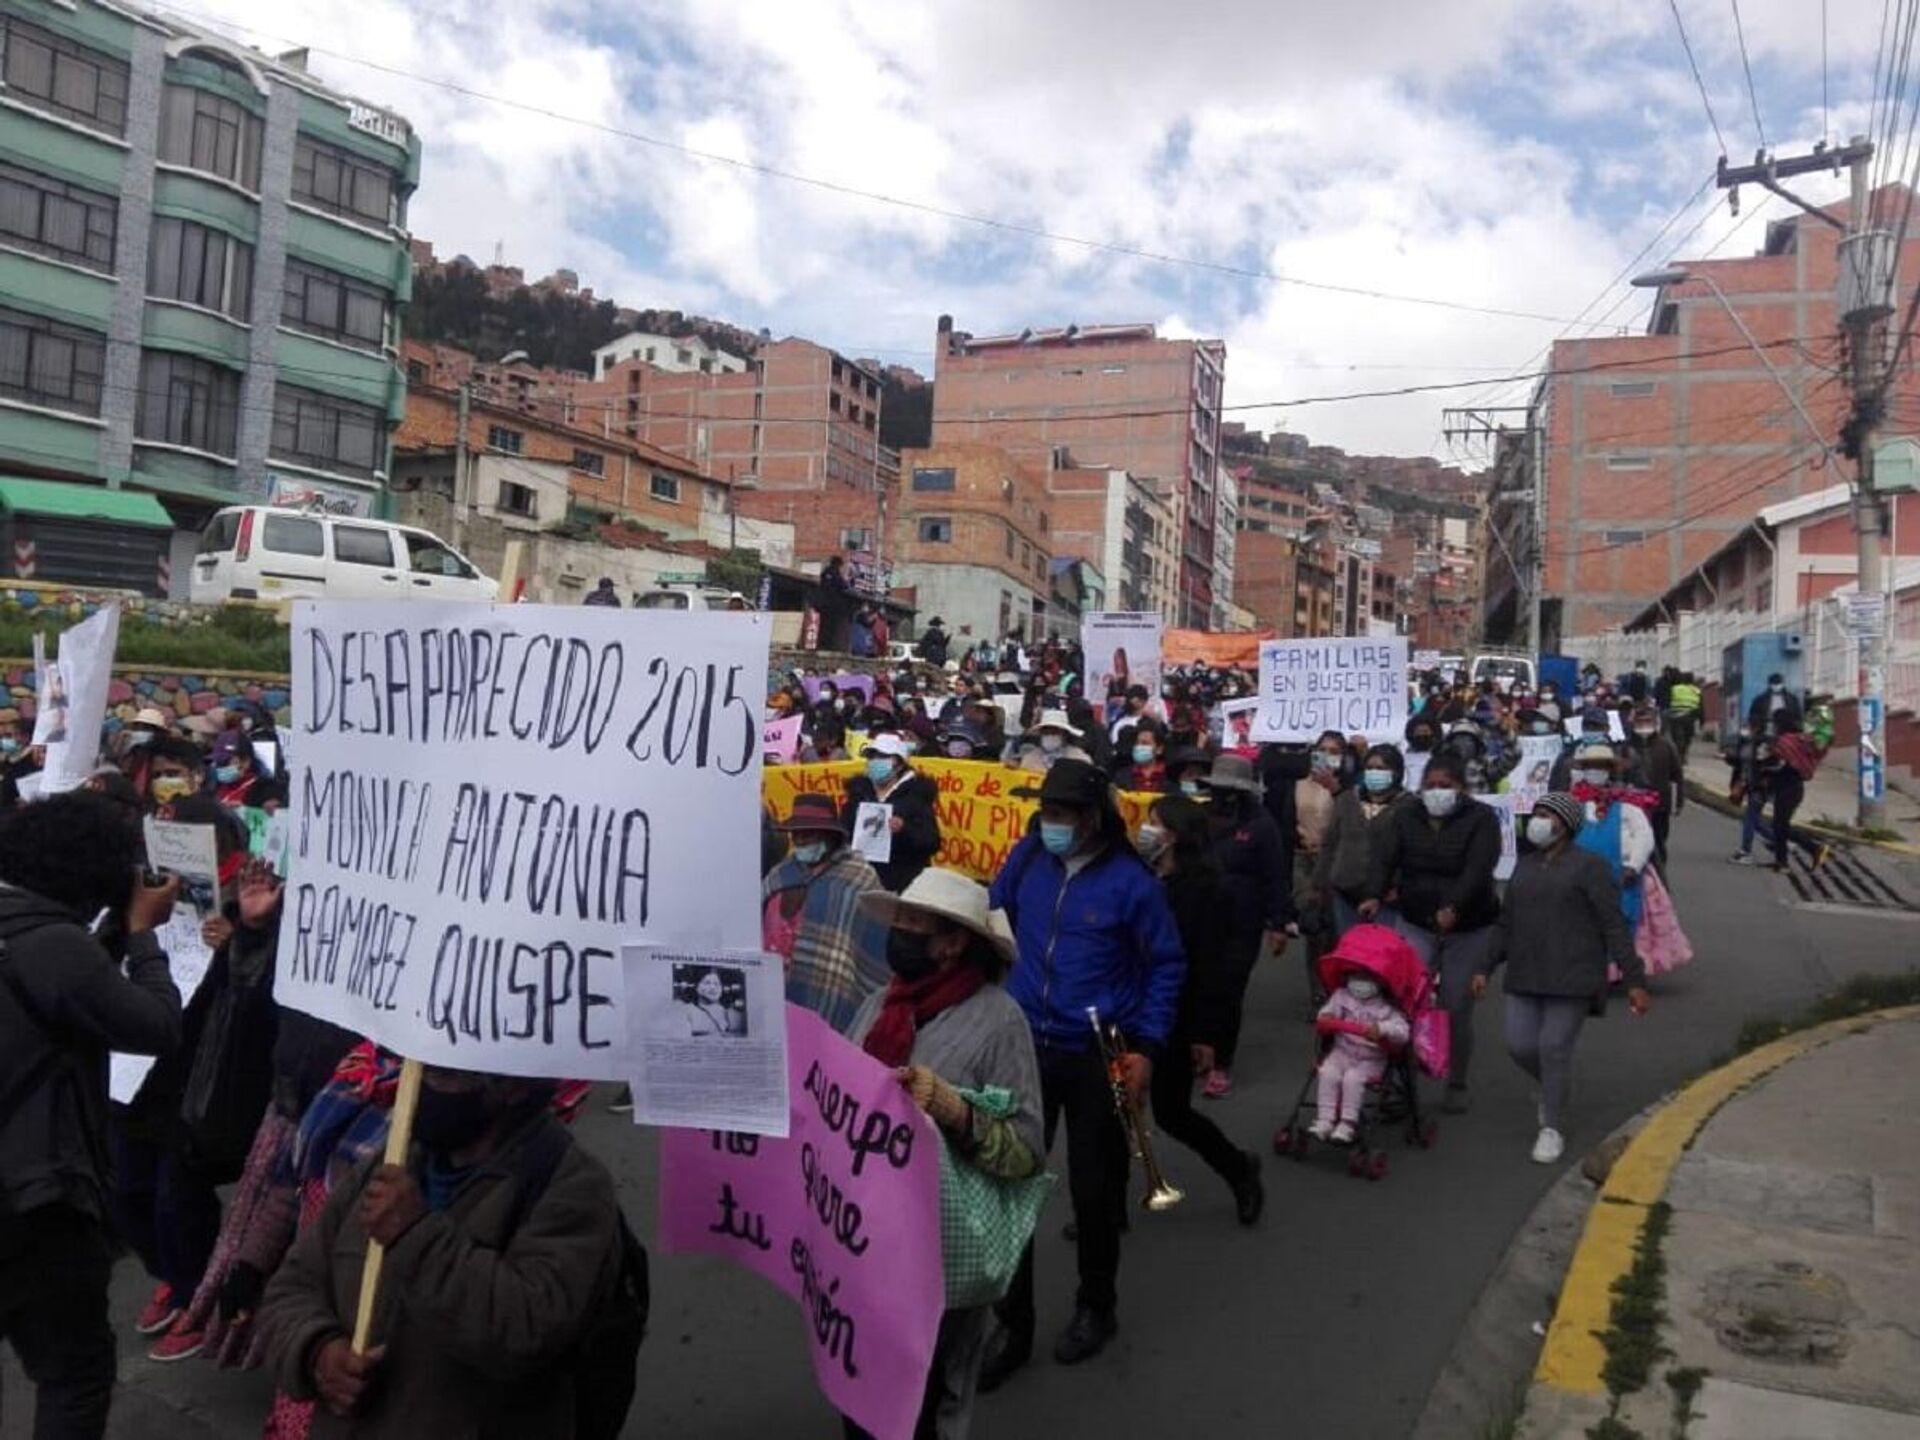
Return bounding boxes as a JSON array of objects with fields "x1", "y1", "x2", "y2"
[{"x1": 0, "y1": 634, "x2": 1823, "y2": 1440}]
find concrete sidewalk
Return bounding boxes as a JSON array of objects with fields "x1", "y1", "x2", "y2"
[
  {"x1": 1686, "y1": 744, "x2": 1920, "y2": 854},
  {"x1": 1519, "y1": 1009, "x2": 1920, "y2": 1439}
]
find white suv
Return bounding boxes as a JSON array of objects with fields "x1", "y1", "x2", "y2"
[{"x1": 191, "y1": 507, "x2": 499, "y2": 605}]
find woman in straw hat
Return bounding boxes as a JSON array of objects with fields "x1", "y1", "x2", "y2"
[{"x1": 847, "y1": 869, "x2": 1043, "y2": 1440}]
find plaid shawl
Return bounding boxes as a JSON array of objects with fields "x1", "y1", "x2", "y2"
[{"x1": 764, "y1": 847, "x2": 888, "y2": 1035}]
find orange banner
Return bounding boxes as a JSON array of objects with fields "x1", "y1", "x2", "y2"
[
  {"x1": 764, "y1": 759, "x2": 1158, "y2": 883},
  {"x1": 1162, "y1": 628, "x2": 1271, "y2": 668}
]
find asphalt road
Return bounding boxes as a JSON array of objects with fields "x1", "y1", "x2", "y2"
[{"x1": 6, "y1": 804, "x2": 1919, "y2": 1440}]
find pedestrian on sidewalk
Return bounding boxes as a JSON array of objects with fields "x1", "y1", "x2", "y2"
[
  {"x1": 845, "y1": 869, "x2": 1045, "y2": 1440},
  {"x1": 981, "y1": 761, "x2": 1185, "y2": 1385},
  {"x1": 1358, "y1": 753, "x2": 1501, "y2": 1115},
  {"x1": 0, "y1": 793, "x2": 184, "y2": 1440},
  {"x1": 1135, "y1": 796, "x2": 1265, "y2": 1222},
  {"x1": 1728, "y1": 719, "x2": 1826, "y2": 872},
  {"x1": 1476, "y1": 793, "x2": 1649, "y2": 1164}
]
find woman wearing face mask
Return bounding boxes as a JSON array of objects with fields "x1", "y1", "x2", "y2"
[
  {"x1": 1401, "y1": 714, "x2": 1440, "y2": 790},
  {"x1": 209, "y1": 732, "x2": 281, "y2": 809},
  {"x1": 839, "y1": 734, "x2": 942, "y2": 895},
  {"x1": 1111, "y1": 719, "x2": 1168, "y2": 792},
  {"x1": 1565, "y1": 744, "x2": 1656, "y2": 933},
  {"x1": 1358, "y1": 753, "x2": 1501, "y2": 1114},
  {"x1": 1198, "y1": 754, "x2": 1296, "y2": 1099},
  {"x1": 763, "y1": 794, "x2": 889, "y2": 1034},
  {"x1": 144, "y1": 736, "x2": 207, "y2": 813},
  {"x1": 1313, "y1": 744, "x2": 1409, "y2": 940},
  {"x1": 1136, "y1": 797, "x2": 1265, "y2": 1222},
  {"x1": 846, "y1": 868, "x2": 1043, "y2": 1439},
  {"x1": 1010, "y1": 710, "x2": 1093, "y2": 773},
  {"x1": 1473, "y1": 794, "x2": 1649, "y2": 1164}
]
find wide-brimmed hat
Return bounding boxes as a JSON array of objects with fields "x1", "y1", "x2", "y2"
[
  {"x1": 1533, "y1": 792, "x2": 1585, "y2": 835},
  {"x1": 1572, "y1": 742, "x2": 1619, "y2": 767},
  {"x1": 1165, "y1": 745, "x2": 1211, "y2": 776},
  {"x1": 776, "y1": 793, "x2": 847, "y2": 837},
  {"x1": 859, "y1": 868, "x2": 1013, "y2": 963},
  {"x1": 863, "y1": 732, "x2": 913, "y2": 760},
  {"x1": 1201, "y1": 752, "x2": 1264, "y2": 796},
  {"x1": 1030, "y1": 708, "x2": 1082, "y2": 738},
  {"x1": 132, "y1": 707, "x2": 172, "y2": 731}
]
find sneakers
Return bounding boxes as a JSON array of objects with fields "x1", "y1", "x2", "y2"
[
  {"x1": 1728, "y1": 850, "x2": 1752, "y2": 865},
  {"x1": 1201, "y1": 1068, "x2": 1232, "y2": 1100},
  {"x1": 1052, "y1": 1305, "x2": 1117, "y2": 1366},
  {"x1": 1530, "y1": 1127, "x2": 1565, "y2": 1165},
  {"x1": 1232, "y1": 1151, "x2": 1265, "y2": 1226},
  {"x1": 1328, "y1": 1120, "x2": 1356, "y2": 1145},
  {"x1": 148, "y1": 1316, "x2": 205, "y2": 1363},
  {"x1": 1307, "y1": 1119, "x2": 1332, "y2": 1141},
  {"x1": 134, "y1": 1283, "x2": 180, "y2": 1337},
  {"x1": 605, "y1": 1084, "x2": 634, "y2": 1115}
]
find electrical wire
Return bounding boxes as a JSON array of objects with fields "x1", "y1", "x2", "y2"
[
  {"x1": 143, "y1": 1, "x2": 1618, "y2": 333},
  {"x1": 1671, "y1": 0, "x2": 1732, "y2": 157},
  {"x1": 1729, "y1": 0, "x2": 1769, "y2": 151}
]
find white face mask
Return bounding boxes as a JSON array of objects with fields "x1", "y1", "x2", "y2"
[
  {"x1": 1039, "y1": 733, "x2": 1065, "y2": 753},
  {"x1": 1345, "y1": 976, "x2": 1380, "y2": 1001},
  {"x1": 1421, "y1": 787, "x2": 1459, "y2": 817},
  {"x1": 1135, "y1": 823, "x2": 1169, "y2": 861},
  {"x1": 1574, "y1": 768, "x2": 1610, "y2": 787},
  {"x1": 1525, "y1": 816, "x2": 1560, "y2": 848}
]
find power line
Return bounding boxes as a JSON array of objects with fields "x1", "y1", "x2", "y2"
[
  {"x1": 1671, "y1": 0, "x2": 1731, "y2": 157},
  {"x1": 1546, "y1": 440, "x2": 1829, "y2": 560},
  {"x1": 147, "y1": 0, "x2": 1632, "y2": 332},
  {"x1": 1729, "y1": 0, "x2": 1769, "y2": 150}
]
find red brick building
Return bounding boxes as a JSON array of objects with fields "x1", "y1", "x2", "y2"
[
  {"x1": 930, "y1": 317, "x2": 1226, "y2": 627},
  {"x1": 888, "y1": 443, "x2": 1054, "y2": 643}
]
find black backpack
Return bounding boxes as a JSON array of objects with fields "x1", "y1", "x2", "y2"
[{"x1": 507, "y1": 1122, "x2": 649, "y2": 1440}]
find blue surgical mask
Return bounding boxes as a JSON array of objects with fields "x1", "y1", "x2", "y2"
[
  {"x1": 1179, "y1": 779, "x2": 1201, "y2": 797},
  {"x1": 0, "y1": 737, "x2": 18, "y2": 757},
  {"x1": 1361, "y1": 769, "x2": 1393, "y2": 794},
  {"x1": 1040, "y1": 821, "x2": 1077, "y2": 856},
  {"x1": 1131, "y1": 744, "x2": 1155, "y2": 766},
  {"x1": 792, "y1": 840, "x2": 828, "y2": 865},
  {"x1": 213, "y1": 763, "x2": 241, "y2": 785},
  {"x1": 1311, "y1": 752, "x2": 1337, "y2": 772},
  {"x1": 865, "y1": 758, "x2": 894, "y2": 785}
]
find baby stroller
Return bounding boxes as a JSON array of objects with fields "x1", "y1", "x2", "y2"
[{"x1": 1272, "y1": 924, "x2": 1445, "y2": 1181}]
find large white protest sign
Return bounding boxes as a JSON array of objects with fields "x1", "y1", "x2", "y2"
[
  {"x1": 273, "y1": 601, "x2": 771, "y2": 1080},
  {"x1": 624, "y1": 947, "x2": 789, "y2": 1136},
  {"x1": 1256, "y1": 637, "x2": 1408, "y2": 744},
  {"x1": 37, "y1": 606, "x2": 119, "y2": 793},
  {"x1": 1083, "y1": 612, "x2": 1163, "y2": 710},
  {"x1": 111, "y1": 910, "x2": 216, "y2": 1103}
]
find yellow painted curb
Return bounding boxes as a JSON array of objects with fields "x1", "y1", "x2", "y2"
[{"x1": 1532, "y1": 1004, "x2": 1920, "y2": 1395}]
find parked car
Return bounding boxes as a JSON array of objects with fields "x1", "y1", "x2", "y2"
[
  {"x1": 631, "y1": 580, "x2": 752, "y2": 611},
  {"x1": 190, "y1": 507, "x2": 498, "y2": 604}
]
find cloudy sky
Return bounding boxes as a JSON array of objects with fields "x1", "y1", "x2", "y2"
[{"x1": 169, "y1": 0, "x2": 1888, "y2": 459}]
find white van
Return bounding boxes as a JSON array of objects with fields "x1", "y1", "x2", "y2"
[
  {"x1": 630, "y1": 580, "x2": 751, "y2": 612},
  {"x1": 190, "y1": 507, "x2": 499, "y2": 605}
]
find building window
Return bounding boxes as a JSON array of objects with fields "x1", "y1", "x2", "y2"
[
  {"x1": 282, "y1": 259, "x2": 388, "y2": 349},
  {"x1": 271, "y1": 384, "x2": 383, "y2": 477},
  {"x1": 1609, "y1": 381, "x2": 1657, "y2": 398},
  {"x1": 1004, "y1": 526, "x2": 1014, "y2": 557},
  {"x1": 912, "y1": 466, "x2": 956, "y2": 492},
  {"x1": 332, "y1": 523, "x2": 395, "y2": 567},
  {"x1": 291, "y1": 135, "x2": 396, "y2": 227},
  {"x1": 0, "y1": 16, "x2": 129, "y2": 135},
  {"x1": 486, "y1": 424, "x2": 523, "y2": 454},
  {"x1": 0, "y1": 161, "x2": 115, "y2": 271},
  {"x1": 136, "y1": 351, "x2": 239, "y2": 455},
  {"x1": 0, "y1": 305, "x2": 105, "y2": 416},
  {"x1": 405, "y1": 360, "x2": 426, "y2": 383},
  {"x1": 497, "y1": 481, "x2": 537, "y2": 518},
  {"x1": 918, "y1": 516, "x2": 952, "y2": 544},
  {"x1": 147, "y1": 217, "x2": 253, "y2": 320},
  {"x1": 158, "y1": 84, "x2": 264, "y2": 190},
  {"x1": 863, "y1": 410, "x2": 876, "y2": 432},
  {"x1": 1603, "y1": 529, "x2": 1647, "y2": 545},
  {"x1": 841, "y1": 527, "x2": 871, "y2": 551},
  {"x1": 829, "y1": 391, "x2": 841, "y2": 414},
  {"x1": 649, "y1": 471, "x2": 680, "y2": 502},
  {"x1": 570, "y1": 448, "x2": 604, "y2": 477},
  {"x1": 1605, "y1": 455, "x2": 1653, "y2": 471}
]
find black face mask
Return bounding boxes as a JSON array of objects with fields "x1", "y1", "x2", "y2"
[
  {"x1": 413, "y1": 1086, "x2": 493, "y2": 1156},
  {"x1": 886, "y1": 928, "x2": 940, "y2": 982}
]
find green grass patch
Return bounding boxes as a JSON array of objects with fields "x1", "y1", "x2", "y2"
[
  {"x1": 1731, "y1": 969, "x2": 1920, "y2": 1057},
  {"x1": 1583, "y1": 1201, "x2": 1675, "y2": 1439},
  {"x1": 0, "y1": 606, "x2": 290, "y2": 675}
]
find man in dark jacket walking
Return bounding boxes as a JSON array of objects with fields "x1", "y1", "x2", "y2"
[
  {"x1": 0, "y1": 792, "x2": 184, "y2": 1440},
  {"x1": 983, "y1": 761, "x2": 1185, "y2": 1384}
]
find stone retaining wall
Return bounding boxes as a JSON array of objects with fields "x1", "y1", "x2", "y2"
[{"x1": 0, "y1": 666, "x2": 291, "y2": 731}]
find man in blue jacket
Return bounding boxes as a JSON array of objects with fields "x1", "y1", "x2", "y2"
[{"x1": 980, "y1": 760, "x2": 1186, "y2": 1386}]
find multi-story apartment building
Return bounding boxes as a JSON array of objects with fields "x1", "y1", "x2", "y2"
[
  {"x1": 1504, "y1": 184, "x2": 1920, "y2": 640},
  {"x1": 1045, "y1": 463, "x2": 1179, "y2": 620},
  {"x1": 890, "y1": 442, "x2": 1052, "y2": 645},
  {"x1": 0, "y1": 0, "x2": 418, "y2": 591},
  {"x1": 930, "y1": 316, "x2": 1226, "y2": 627}
]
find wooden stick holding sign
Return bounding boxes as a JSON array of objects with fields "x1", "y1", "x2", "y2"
[{"x1": 350, "y1": 1057, "x2": 422, "y2": 1354}]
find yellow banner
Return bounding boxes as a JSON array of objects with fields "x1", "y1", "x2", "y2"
[{"x1": 763, "y1": 759, "x2": 1159, "y2": 883}]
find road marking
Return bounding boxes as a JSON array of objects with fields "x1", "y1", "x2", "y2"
[{"x1": 1532, "y1": 1005, "x2": 1920, "y2": 1395}]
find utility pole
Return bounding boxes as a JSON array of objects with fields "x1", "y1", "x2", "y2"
[
  {"x1": 1718, "y1": 136, "x2": 1886, "y2": 830},
  {"x1": 452, "y1": 380, "x2": 471, "y2": 555}
]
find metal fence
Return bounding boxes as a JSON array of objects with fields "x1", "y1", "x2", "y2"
[{"x1": 1564, "y1": 594, "x2": 1920, "y2": 713}]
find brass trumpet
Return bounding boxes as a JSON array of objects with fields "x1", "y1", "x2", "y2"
[{"x1": 1086, "y1": 1005, "x2": 1184, "y2": 1212}]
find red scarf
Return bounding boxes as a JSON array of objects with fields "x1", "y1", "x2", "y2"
[{"x1": 861, "y1": 963, "x2": 986, "y2": 1068}]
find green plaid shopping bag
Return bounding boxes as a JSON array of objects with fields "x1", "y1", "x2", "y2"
[{"x1": 938, "y1": 1085, "x2": 1055, "y2": 1309}]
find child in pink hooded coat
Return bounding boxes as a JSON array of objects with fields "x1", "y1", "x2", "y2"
[{"x1": 1309, "y1": 963, "x2": 1411, "y2": 1143}]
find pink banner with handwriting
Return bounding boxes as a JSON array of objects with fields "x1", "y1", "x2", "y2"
[{"x1": 659, "y1": 1004, "x2": 943, "y2": 1440}]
